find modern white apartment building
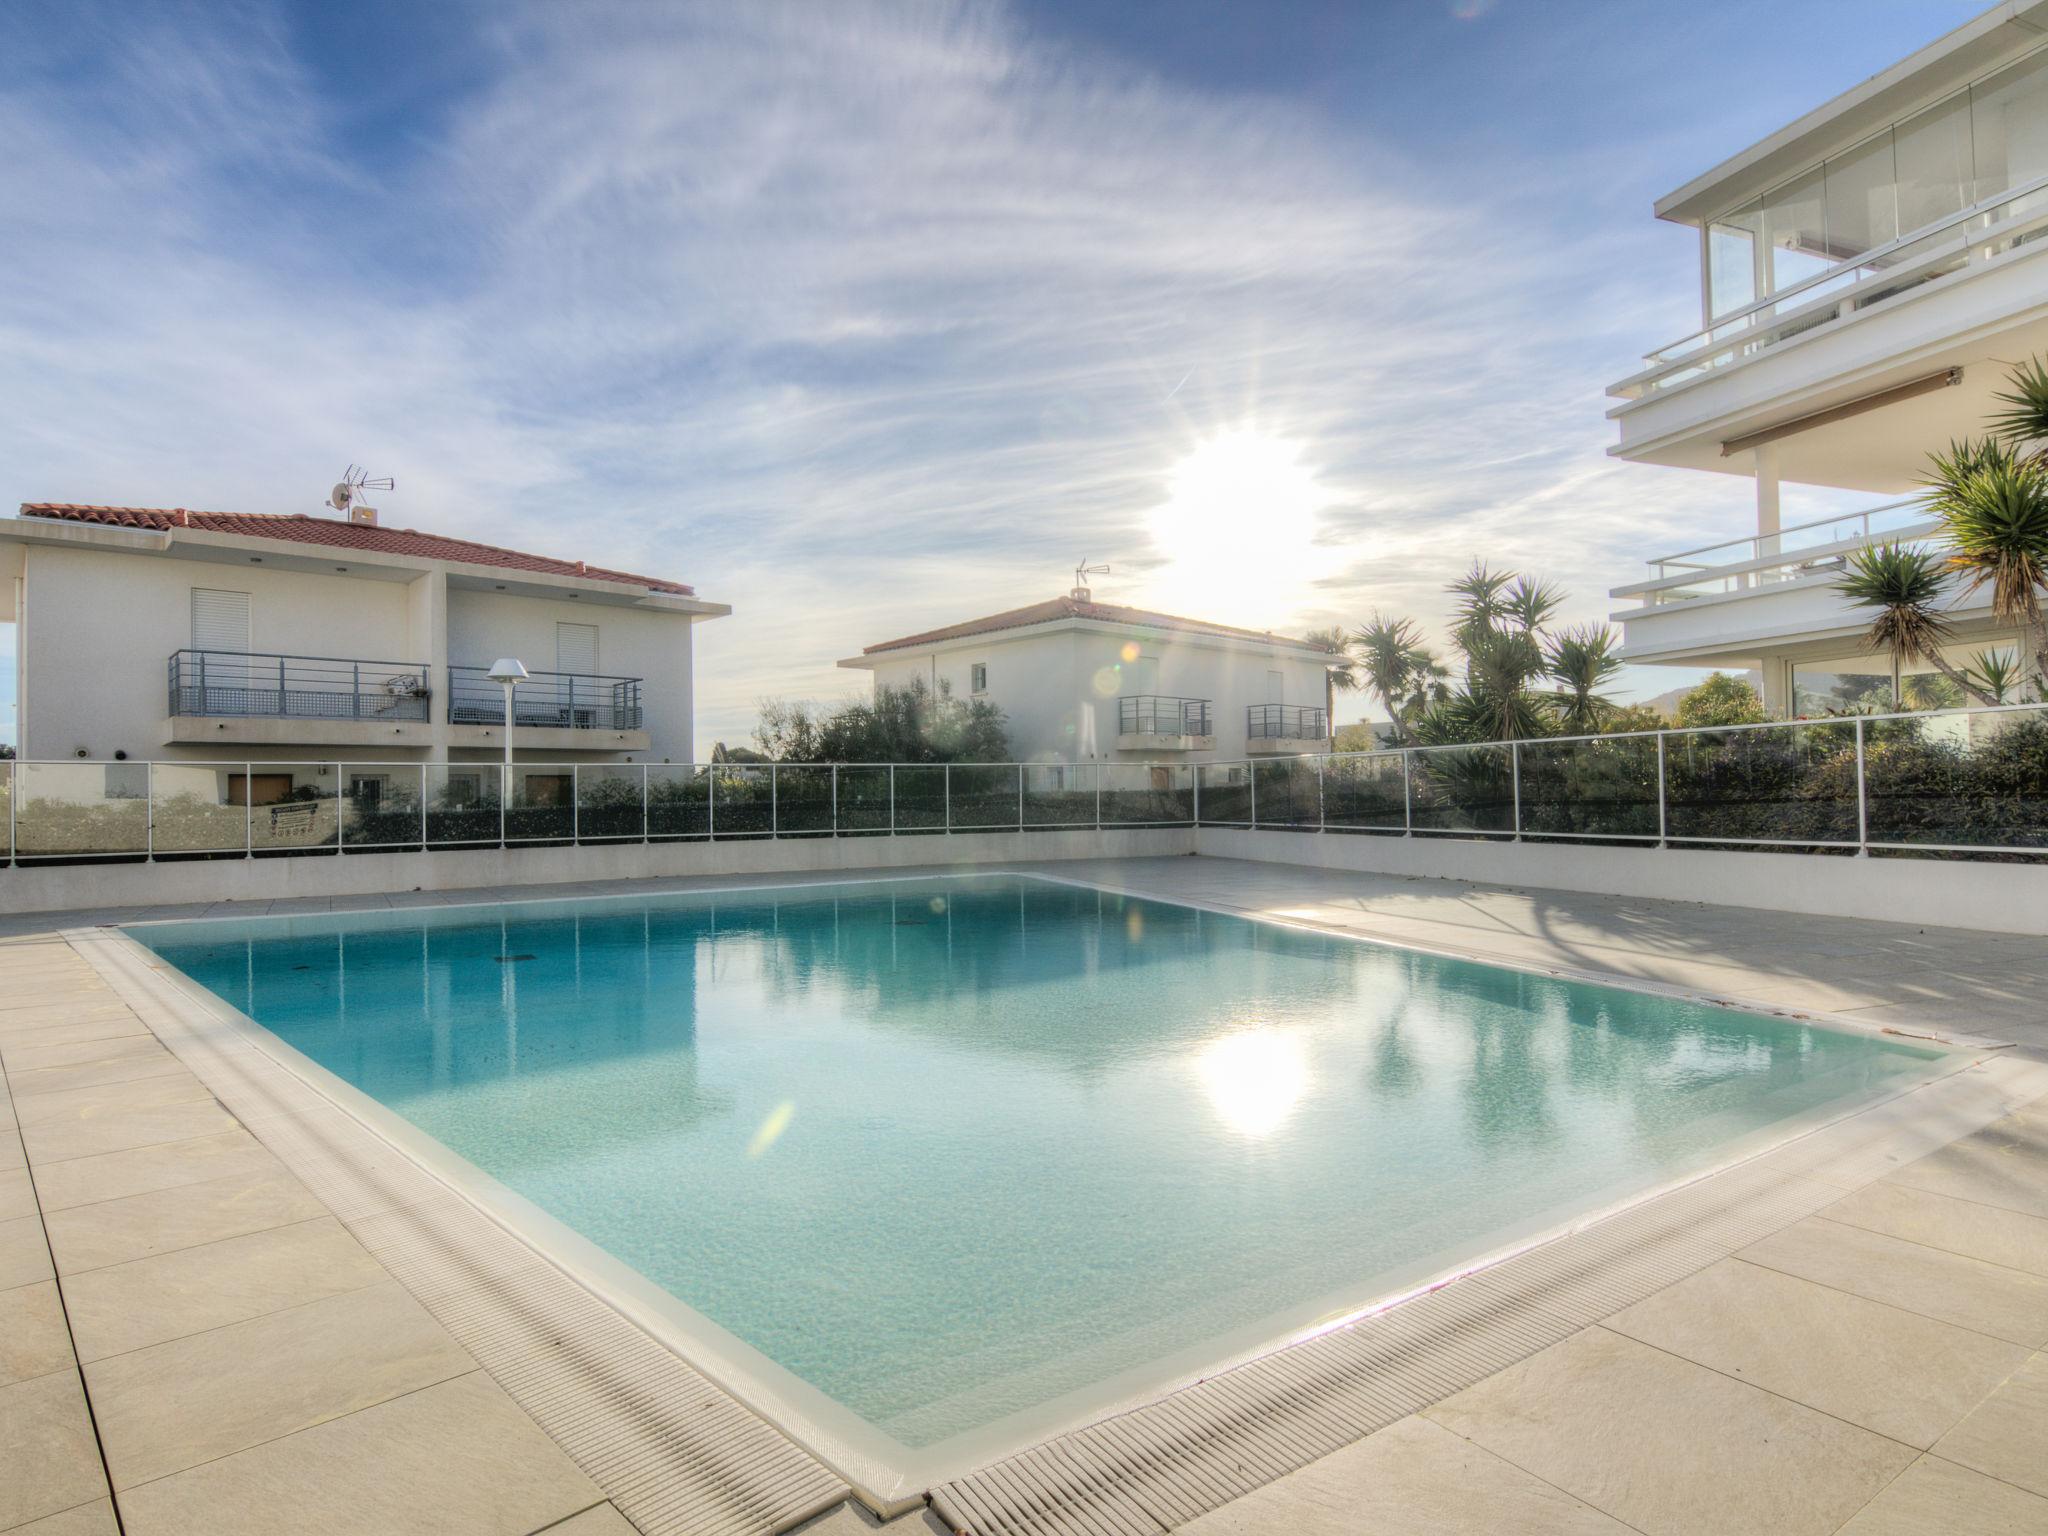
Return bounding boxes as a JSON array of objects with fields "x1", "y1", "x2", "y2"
[
  {"x1": 1607, "y1": 1, "x2": 2048, "y2": 713},
  {"x1": 840, "y1": 589, "x2": 1338, "y2": 763},
  {"x1": 1, "y1": 503, "x2": 730, "y2": 783}
]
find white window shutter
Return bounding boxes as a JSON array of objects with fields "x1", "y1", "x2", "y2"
[
  {"x1": 191, "y1": 589, "x2": 251, "y2": 653},
  {"x1": 556, "y1": 622, "x2": 598, "y2": 675}
]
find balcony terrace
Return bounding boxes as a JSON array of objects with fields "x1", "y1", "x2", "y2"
[
  {"x1": 1245, "y1": 703, "x2": 1327, "y2": 755},
  {"x1": 164, "y1": 649, "x2": 436, "y2": 747},
  {"x1": 1116, "y1": 694, "x2": 1214, "y2": 752}
]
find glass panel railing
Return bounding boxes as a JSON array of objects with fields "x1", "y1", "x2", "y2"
[
  {"x1": 13, "y1": 762, "x2": 150, "y2": 858},
  {"x1": 505, "y1": 766, "x2": 576, "y2": 842},
  {"x1": 1101, "y1": 762, "x2": 1194, "y2": 824},
  {"x1": 709, "y1": 765, "x2": 772, "y2": 837},
  {"x1": 772, "y1": 765, "x2": 835, "y2": 836},
  {"x1": 575, "y1": 764, "x2": 646, "y2": 842},
  {"x1": 1516, "y1": 736, "x2": 1661, "y2": 840},
  {"x1": 248, "y1": 764, "x2": 340, "y2": 853},
  {"x1": 1249, "y1": 757, "x2": 1319, "y2": 827},
  {"x1": 947, "y1": 764, "x2": 1022, "y2": 830},
  {"x1": 425, "y1": 764, "x2": 502, "y2": 847},
  {"x1": 0, "y1": 761, "x2": 11, "y2": 860},
  {"x1": 833, "y1": 765, "x2": 893, "y2": 834},
  {"x1": 1862, "y1": 705, "x2": 2048, "y2": 849},
  {"x1": 1023, "y1": 763, "x2": 1097, "y2": 826},
  {"x1": 149, "y1": 763, "x2": 247, "y2": 855},
  {"x1": 1195, "y1": 761, "x2": 1251, "y2": 824},
  {"x1": 1322, "y1": 752, "x2": 1407, "y2": 832},
  {"x1": 892, "y1": 765, "x2": 948, "y2": 831},
  {"x1": 647, "y1": 765, "x2": 710, "y2": 840},
  {"x1": 1408, "y1": 744, "x2": 1515, "y2": 835},
  {"x1": 341, "y1": 765, "x2": 425, "y2": 849},
  {"x1": 1663, "y1": 721, "x2": 1859, "y2": 846}
]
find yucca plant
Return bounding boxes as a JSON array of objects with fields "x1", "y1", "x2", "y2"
[
  {"x1": 1353, "y1": 614, "x2": 1440, "y2": 747},
  {"x1": 1461, "y1": 626, "x2": 1553, "y2": 740},
  {"x1": 1303, "y1": 625, "x2": 1360, "y2": 744},
  {"x1": 1988, "y1": 354, "x2": 2048, "y2": 447},
  {"x1": 1546, "y1": 624, "x2": 1624, "y2": 734},
  {"x1": 1923, "y1": 450, "x2": 2048, "y2": 693},
  {"x1": 1963, "y1": 647, "x2": 2027, "y2": 704},
  {"x1": 1834, "y1": 542, "x2": 1991, "y2": 707}
]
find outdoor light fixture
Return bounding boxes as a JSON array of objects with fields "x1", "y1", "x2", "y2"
[{"x1": 486, "y1": 658, "x2": 528, "y2": 772}]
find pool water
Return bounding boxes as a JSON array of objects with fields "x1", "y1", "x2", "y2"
[{"x1": 134, "y1": 874, "x2": 1945, "y2": 1458}]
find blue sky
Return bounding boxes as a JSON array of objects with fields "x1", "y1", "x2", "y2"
[{"x1": 0, "y1": 0, "x2": 1990, "y2": 750}]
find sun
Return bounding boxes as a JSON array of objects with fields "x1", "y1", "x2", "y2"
[{"x1": 1147, "y1": 429, "x2": 1328, "y2": 620}]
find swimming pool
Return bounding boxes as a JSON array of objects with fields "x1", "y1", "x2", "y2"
[{"x1": 132, "y1": 872, "x2": 1951, "y2": 1494}]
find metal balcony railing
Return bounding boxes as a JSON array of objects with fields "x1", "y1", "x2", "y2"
[
  {"x1": 167, "y1": 651, "x2": 431, "y2": 722},
  {"x1": 1118, "y1": 695, "x2": 1212, "y2": 736},
  {"x1": 448, "y1": 665, "x2": 644, "y2": 731},
  {"x1": 1247, "y1": 704, "x2": 1327, "y2": 740}
]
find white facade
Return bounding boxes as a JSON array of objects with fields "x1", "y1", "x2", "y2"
[
  {"x1": 840, "y1": 595, "x2": 1335, "y2": 763},
  {"x1": 0, "y1": 508, "x2": 728, "y2": 767},
  {"x1": 1606, "y1": 2, "x2": 2048, "y2": 712}
]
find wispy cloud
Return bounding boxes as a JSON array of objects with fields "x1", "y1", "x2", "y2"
[{"x1": 0, "y1": 0, "x2": 1844, "y2": 748}]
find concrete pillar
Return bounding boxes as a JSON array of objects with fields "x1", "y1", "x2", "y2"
[
  {"x1": 1760, "y1": 656, "x2": 1792, "y2": 718},
  {"x1": 407, "y1": 570, "x2": 451, "y2": 759},
  {"x1": 1754, "y1": 443, "x2": 1782, "y2": 555}
]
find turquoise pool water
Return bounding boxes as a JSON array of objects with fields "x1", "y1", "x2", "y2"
[{"x1": 133, "y1": 874, "x2": 1945, "y2": 1456}]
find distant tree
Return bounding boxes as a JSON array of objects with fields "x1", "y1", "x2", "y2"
[
  {"x1": 710, "y1": 742, "x2": 772, "y2": 764},
  {"x1": 1599, "y1": 702, "x2": 1670, "y2": 735},
  {"x1": 0, "y1": 743, "x2": 13, "y2": 760},
  {"x1": 1352, "y1": 613, "x2": 1445, "y2": 746},
  {"x1": 1674, "y1": 672, "x2": 1767, "y2": 728},
  {"x1": 1302, "y1": 626, "x2": 1359, "y2": 743},
  {"x1": 1545, "y1": 624, "x2": 1625, "y2": 734},
  {"x1": 753, "y1": 677, "x2": 1010, "y2": 763}
]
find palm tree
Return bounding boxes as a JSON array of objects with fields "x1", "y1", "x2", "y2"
[
  {"x1": 1833, "y1": 542, "x2": 1991, "y2": 707},
  {"x1": 1924, "y1": 451, "x2": 2048, "y2": 692},
  {"x1": 1461, "y1": 626, "x2": 1552, "y2": 740},
  {"x1": 1988, "y1": 354, "x2": 2048, "y2": 447},
  {"x1": 1353, "y1": 614, "x2": 1439, "y2": 746},
  {"x1": 1545, "y1": 625, "x2": 1624, "y2": 734},
  {"x1": 1964, "y1": 647, "x2": 2027, "y2": 704},
  {"x1": 1302, "y1": 626, "x2": 1359, "y2": 745}
]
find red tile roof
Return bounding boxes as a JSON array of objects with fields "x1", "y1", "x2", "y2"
[
  {"x1": 16, "y1": 503, "x2": 694, "y2": 595},
  {"x1": 864, "y1": 595, "x2": 1331, "y2": 655}
]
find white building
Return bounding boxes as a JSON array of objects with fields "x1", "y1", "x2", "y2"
[
  {"x1": 1, "y1": 503, "x2": 730, "y2": 781},
  {"x1": 1606, "y1": 1, "x2": 2048, "y2": 713},
  {"x1": 839, "y1": 590, "x2": 1338, "y2": 763}
]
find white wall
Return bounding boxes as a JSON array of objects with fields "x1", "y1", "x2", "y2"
[
  {"x1": 866, "y1": 626, "x2": 1330, "y2": 762},
  {"x1": 19, "y1": 543, "x2": 416, "y2": 762},
  {"x1": 446, "y1": 589, "x2": 697, "y2": 761}
]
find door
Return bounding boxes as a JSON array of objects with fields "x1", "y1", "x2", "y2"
[
  {"x1": 226, "y1": 773, "x2": 292, "y2": 807},
  {"x1": 556, "y1": 622, "x2": 598, "y2": 676}
]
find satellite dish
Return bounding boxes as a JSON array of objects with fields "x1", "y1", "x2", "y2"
[
  {"x1": 326, "y1": 465, "x2": 394, "y2": 515},
  {"x1": 329, "y1": 483, "x2": 354, "y2": 512}
]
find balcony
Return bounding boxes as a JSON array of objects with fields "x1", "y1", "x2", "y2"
[
  {"x1": 164, "y1": 650, "x2": 434, "y2": 747},
  {"x1": 448, "y1": 665, "x2": 645, "y2": 737},
  {"x1": 1117, "y1": 695, "x2": 1214, "y2": 751},
  {"x1": 1245, "y1": 703, "x2": 1327, "y2": 755}
]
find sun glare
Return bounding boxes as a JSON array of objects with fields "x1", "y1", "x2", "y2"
[
  {"x1": 1195, "y1": 1027, "x2": 1310, "y2": 1139},
  {"x1": 1148, "y1": 429, "x2": 1329, "y2": 620}
]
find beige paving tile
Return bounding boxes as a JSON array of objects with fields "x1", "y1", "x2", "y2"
[
  {"x1": 1741, "y1": 1215, "x2": 2048, "y2": 1348},
  {"x1": 534, "y1": 1507, "x2": 641, "y2": 1535},
  {"x1": 28, "y1": 1129, "x2": 283, "y2": 1212},
  {"x1": 5, "y1": 1033, "x2": 175, "y2": 1076},
  {"x1": 1426, "y1": 1326, "x2": 1916, "y2": 1536},
  {"x1": 1826, "y1": 1179, "x2": 2048, "y2": 1278},
  {"x1": 0, "y1": 1211, "x2": 57, "y2": 1289},
  {"x1": 7, "y1": 1499, "x2": 122, "y2": 1534},
  {"x1": 0, "y1": 1371, "x2": 110, "y2": 1530},
  {"x1": 20, "y1": 1097, "x2": 238, "y2": 1165},
  {"x1": 1836, "y1": 1452, "x2": 2048, "y2": 1534},
  {"x1": 85, "y1": 1278, "x2": 475, "y2": 1489},
  {"x1": 0, "y1": 1281, "x2": 74, "y2": 1389},
  {"x1": 1607, "y1": 1258, "x2": 2028, "y2": 1449},
  {"x1": 5, "y1": 1052, "x2": 193, "y2": 1101},
  {"x1": 42, "y1": 1166, "x2": 330, "y2": 1274},
  {"x1": 112, "y1": 1372, "x2": 602, "y2": 1536},
  {"x1": 1177, "y1": 1414, "x2": 1630, "y2": 1535},
  {"x1": 11, "y1": 1072, "x2": 213, "y2": 1129},
  {"x1": 0, "y1": 1164, "x2": 34, "y2": 1220},
  {"x1": 0, "y1": 1014, "x2": 149, "y2": 1050},
  {"x1": 64, "y1": 1216, "x2": 387, "y2": 1361},
  {"x1": 1, "y1": 1129, "x2": 24, "y2": 1171},
  {"x1": 1887, "y1": 1120, "x2": 2048, "y2": 1220},
  {"x1": 1933, "y1": 1349, "x2": 2048, "y2": 1499}
]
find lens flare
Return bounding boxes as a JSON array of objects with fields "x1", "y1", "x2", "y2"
[{"x1": 747, "y1": 1101, "x2": 796, "y2": 1158}]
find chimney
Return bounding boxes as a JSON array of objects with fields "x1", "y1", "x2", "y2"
[{"x1": 348, "y1": 504, "x2": 379, "y2": 527}]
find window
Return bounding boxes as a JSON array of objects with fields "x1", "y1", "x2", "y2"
[
  {"x1": 347, "y1": 774, "x2": 387, "y2": 805},
  {"x1": 191, "y1": 589, "x2": 251, "y2": 654},
  {"x1": 1761, "y1": 166, "x2": 1830, "y2": 293},
  {"x1": 1706, "y1": 204, "x2": 1761, "y2": 318},
  {"x1": 1972, "y1": 47, "x2": 2048, "y2": 202},
  {"x1": 441, "y1": 772, "x2": 483, "y2": 808},
  {"x1": 556, "y1": 622, "x2": 598, "y2": 676},
  {"x1": 970, "y1": 662, "x2": 987, "y2": 694},
  {"x1": 1895, "y1": 91, "x2": 1972, "y2": 234},
  {"x1": 1822, "y1": 131, "x2": 1897, "y2": 267}
]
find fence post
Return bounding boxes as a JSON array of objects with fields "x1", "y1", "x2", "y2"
[
  {"x1": 888, "y1": 765, "x2": 896, "y2": 835},
  {"x1": 1510, "y1": 740, "x2": 1522, "y2": 841},
  {"x1": 770, "y1": 763, "x2": 779, "y2": 839},
  {"x1": 1017, "y1": 763, "x2": 1025, "y2": 830},
  {"x1": 145, "y1": 761, "x2": 154, "y2": 862},
  {"x1": 1655, "y1": 733, "x2": 1668, "y2": 848},
  {"x1": 572, "y1": 765, "x2": 580, "y2": 846},
  {"x1": 641, "y1": 763, "x2": 649, "y2": 844},
  {"x1": 500, "y1": 764, "x2": 508, "y2": 848},
  {"x1": 333, "y1": 763, "x2": 344, "y2": 854},
  {"x1": 1316, "y1": 754, "x2": 1326, "y2": 833},
  {"x1": 1094, "y1": 762, "x2": 1102, "y2": 829},
  {"x1": 831, "y1": 764, "x2": 839, "y2": 837},
  {"x1": 709, "y1": 764, "x2": 717, "y2": 841},
  {"x1": 944, "y1": 764, "x2": 952, "y2": 833},
  {"x1": 1402, "y1": 751, "x2": 1413, "y2": 836},
  {"x1": 1192, "y1": 763, "x2": 1201, "y2": 826},
  {"x1": 1249, "y1": 760, "x2": 1258, "y2": 828},
  {"x1": 352, "y1": 662, "x2": 361, "y2": 719},
  {"x1": 1854, "y1": 717, "x2": 1869, "y2": 856},
  {"x1": 420, "y1": 767, "x2": 429, "y2": 849},
  {"x1": 245, "y1": 763, "x2": 254, "y2": 857}
]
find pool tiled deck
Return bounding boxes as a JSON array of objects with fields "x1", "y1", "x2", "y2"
[{"x1": 2, "y1": 855, "x2": 2046, "y2": 1535}]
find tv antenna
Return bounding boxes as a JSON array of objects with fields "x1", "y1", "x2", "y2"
[
  {"x1": 327, "y1": 465, "x2": 394, "y2": 522},
  {"x1": 1072, "y1": 559, "x2": 1110, "y2": 600}
]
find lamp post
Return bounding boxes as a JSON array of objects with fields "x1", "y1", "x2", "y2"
[{"x1": 486, "y1": 659, "x2": 528, "y2": 815}]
